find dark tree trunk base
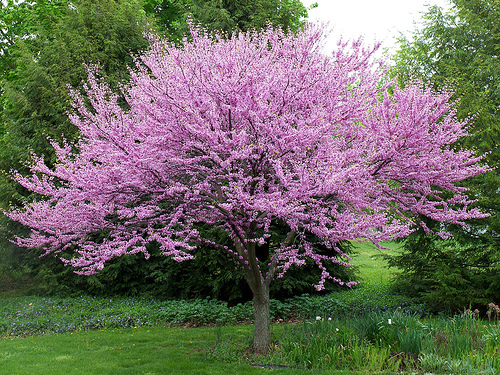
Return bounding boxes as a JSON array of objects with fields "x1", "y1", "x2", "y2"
[{"x1": 252, "y1": 284, "x2": 271, "y2": 354}]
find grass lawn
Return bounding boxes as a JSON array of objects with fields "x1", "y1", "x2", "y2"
[
  {"x1": 0, "y1": 325, "x2": 345, "y2": 375},
  {"x1": 350, "y1": 240, "x2": 402, "y2": 286}
]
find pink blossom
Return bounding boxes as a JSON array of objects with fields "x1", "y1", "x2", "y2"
[{"x1": 4, "y1": 23, "x2": 488, "y2": 292}]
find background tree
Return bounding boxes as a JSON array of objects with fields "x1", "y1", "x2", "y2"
[
  {"x1": 143, "y1": 0, "x2": 314, "y2": 37},
  {"x1": 185, "y1": 0, "x2": 312, "y2": 33},
  {"x1": 0, "y1": 0, "x2": 152, "y2": 292},
  {"x1": 389, "y1": 0, "x2": 500, "y2": 312},
  {"x1": 142, "y1": 0, "x2": 187, "y2": 40},
  {"x1": 5, "y1": 24, "x2": 487, "y2": 353},
  {"x1": 0, "y1": 0, "x2": 68, "y2": 292},
  {"x1": 0, "y1": 0, "x2": 68, "y2": 80}
]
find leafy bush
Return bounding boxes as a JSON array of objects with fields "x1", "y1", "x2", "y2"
[
  {"x1": 7, "y1": 231, "x2": 358, "y2": 303},
  {"x1": 0, "y1": 285, "x2": 421, "y2": 339},
  {"x1": 291, "y1": 284, "x2": 427, "y2": 320},
  {"x1": 386, "y1": 224, "x2": 500, "y2": 314}
]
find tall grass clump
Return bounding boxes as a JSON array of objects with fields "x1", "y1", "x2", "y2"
[
  {"x1": 272, "y1": 309, "x2": 425, "y2": 372},
  {"x1": 274, "y1": 317, "x2": 399, "y2": 372},
  {"x1": 271, "y1": 308, "x2": 500, "y2": 373},
  {"x1": 416, "y1": 311, "x2": 500, "y2": 374}
]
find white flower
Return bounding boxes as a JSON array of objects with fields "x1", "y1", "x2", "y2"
[
  {"x1": 388, "y1": 319, "x2": 392, "y2": 325},
  {"x1": 316, "y1": 316, "x2": 322, "y2": 321},
  {"x1": 328, "y1": 317, "x2": 332, "y2": 321},
  {"x1": 336, "y1": 328, "x2": 339, "y2": 332}
]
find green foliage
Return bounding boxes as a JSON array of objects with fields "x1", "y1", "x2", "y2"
[
  {"x1": 0, "y1": 0, "x2": 151, "y2": 178},
  {"x1": 185, "y1": 0, "x2": 311, "y2": 34},
  {"x1": 0, "y1": 0, "x2": 152, "y2": 292},
  {"x1": 18, "y1": 235, "x2": 357, "y2": 302},
  {"x1": 1, "y1": 211, "x2": 356, "y2": 300},
  {"x1": 0, "y1": 286, "x2": 423, "y2": 338},
  {"x1": 142, "y1": 0, "x2": 187, "y2": 39},
  {"x1": 144, "y1": 0, "x2": 313, "y2": 37},
  {"x1": 0, "y1": 295, "x2": 240, "y2": 336},
  {"x1": 387, "y1": 224, "x2": 500, "y2": 313},
  {"x1": 389, "y1": 0, "x2": 500, "y2": 312},
  {"x1": 0, "y1": 0, "x2": 68, "y2": 79}
]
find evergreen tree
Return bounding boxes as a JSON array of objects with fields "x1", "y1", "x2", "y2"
[
  {"x1": 143, "y1": 0, "x2": 313, "y2": 37},
  {"x1": 0, "y1": 0, "x2": 151, "y2": 292},
  {"x1": 389, "y1": 0, "x2": 500, "y2": 312}
]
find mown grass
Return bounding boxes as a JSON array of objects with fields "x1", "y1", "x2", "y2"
[
  {"x1": 0, "y1": 326, "x2": 293, "y2": 374},
  {"x1": 350, "y1": 240, "x2": 401, "y2": 286},
  {"x1": 0, "y1": 324, "x2": 352, "y2": 374}
]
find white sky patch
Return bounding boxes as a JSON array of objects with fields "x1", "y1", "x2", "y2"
[{"x1": 303, "y1": 0, "x2": 453, "y2": 57}]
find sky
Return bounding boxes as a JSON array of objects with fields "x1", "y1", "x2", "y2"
[{"x1": 302, "y1": 0, "x2": 452, "y2": 56}]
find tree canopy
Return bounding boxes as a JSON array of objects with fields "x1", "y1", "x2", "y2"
[
  {"x1": 0, "y1": 0, "x2": 68, "y2": 79},
  {"x1": 0, "y1": 0, "x2": 151, "y2": 201},
  {"x1": 5, "y1": 24, "x2": 487, "y2": 352},
  {"x1": 0, "y1": 0, "x2": 154, "y2": 294},
  {"x1": 143, "y1": 0, "x2": 313, "y2": 37}
]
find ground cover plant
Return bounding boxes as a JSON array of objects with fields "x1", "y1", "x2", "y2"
[{"x1": 0, "y1": 288, "x2": 425, "y2": 339}]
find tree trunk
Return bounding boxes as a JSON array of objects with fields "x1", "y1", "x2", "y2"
[
  {"x1": 252, "y1": 283, "x2": 271, "y2": 354},
  {"x1": 234, "y1": 233, "x2": 273, "y2": 354}
]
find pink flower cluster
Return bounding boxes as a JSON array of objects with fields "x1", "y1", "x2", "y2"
[{"x1": 5, "y1": 23, "x2": 488, "y2": 291}]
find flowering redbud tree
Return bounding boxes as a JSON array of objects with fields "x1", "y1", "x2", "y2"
[{"x1": 5, "y1": 24, "x2": 487, "y2": 353}]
